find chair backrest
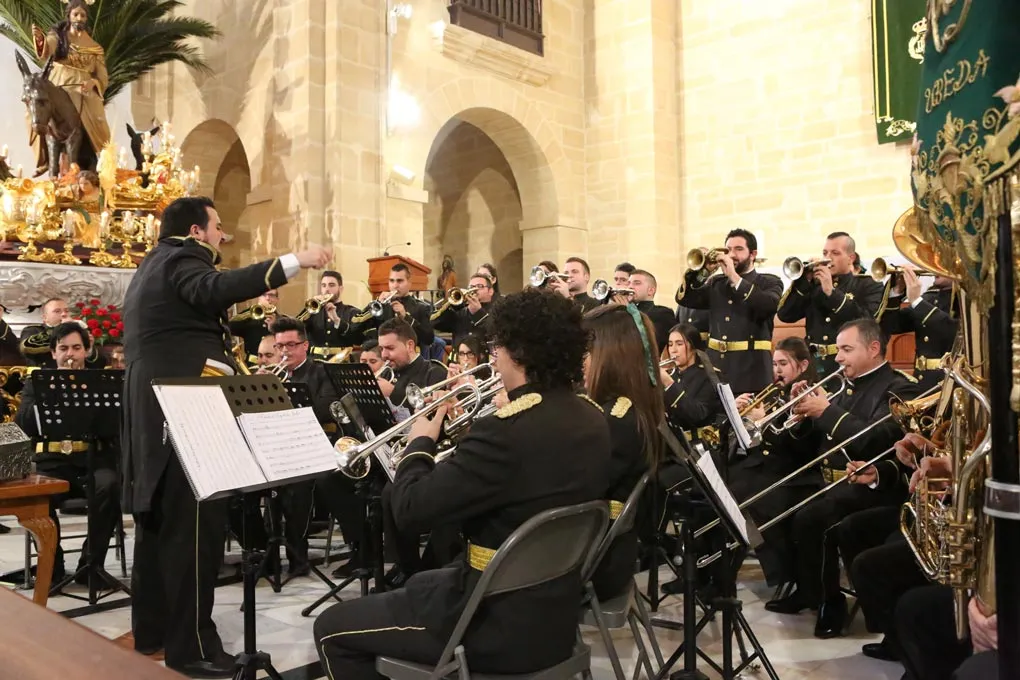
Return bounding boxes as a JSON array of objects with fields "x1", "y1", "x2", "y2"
[
  {"x1": 581, "y1": 472, "x2": 650, "y2": 584},
  {"x1": 431, "y1": 501, "x2": 609, "y2": 679}
]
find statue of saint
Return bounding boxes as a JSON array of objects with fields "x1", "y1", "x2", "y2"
[{"x1": 30, "y1": 0, "x2": 111, "y2": 176}]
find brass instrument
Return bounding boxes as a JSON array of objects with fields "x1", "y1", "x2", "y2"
[
  {"x1": 374, "y1": 361, "x2": 396, "y2": 384},
  {"x1": 367, "y1": 291, "x2": 398, "y2": 318},
  {"x1": 528, "y1": 266, "x2": 569, "y2": 288},
  {"x1": 738, "y1": 380, "x2": 784, "y2": 417},
  {"x1": 446, "y1": 288, "x2": 477, "y2": 306},
  {"x1": 687, "y1": 247, "x2": 727, "y2": 272},
  {"x1": 591, "y1": 279, "x2": 634, "y2": 302},
  {"x1": 297, "y1": 294, "x2": 334, "y2": 321},
  {"x1": 448, "y1": 374, "x2": 507, "y2": 426},
  {"x1": 659, "y1": 358, "x2": 676, "y2": 369},
  {"x1": 782, "y1": 256, "x2": 831, "y2": 281},
  {"x1": 257, "y1": 352, "x2": 289, "y2": 381},
  {"x1": 741, "y1": 367, "x2": 847, "y2": 446},
  {"x1": 231, "y1": 338, "x2": 254, "y2": 376},
  {"x1": 334, "y1": 381, "x2": 483, "y2": 479},
  {"x1": 250, "y1": 303, "x2": 277, "y2": 321},
  {"x1": 325, "y1": 347, "x2": 354, "y2": 364},
  {"x1": 405, "y1": 362, "x2": 494, "y2": 411},
  {"x1": 869, "y1": 257, "x2": 938, "y2": 283}
]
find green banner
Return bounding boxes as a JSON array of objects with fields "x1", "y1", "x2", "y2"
[{"x1": 872, "y1": 0, "x2": 927, "y2": 144}]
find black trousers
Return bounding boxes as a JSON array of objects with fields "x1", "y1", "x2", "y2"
[
  {"x1": 314, "y1": 588, "x2": 446, "y2": 680},
  {"x1": 895, "y1": 584, "x2": 972, "y2": 680},
  {"x1": 837, "y1": 505, "x2": 900, "y2": 574},
  {"x1": 130, "y1": 455, "x2": 228, "y2": 666},
  {"x1": 275, "y1": 481, "x2": 314, "y2": 567},
  {"x1": 37, "y1": 457, "x2": 119, "y2": 571},
  {"x1": 848, "y1": 534, "x2": 927, "y2": 652},
  {"x1": 315, "y1": 473, "x2": 364, "y2": 551},
  {"x1": 381, "y1": 484, "x2": 462, "y2": 576},
  {"x1": 954, "y1": 651, "x2": 999, "y2": 679},
  {"x1": 791, "y1": 482, "x2": 898, "y2": 605}
]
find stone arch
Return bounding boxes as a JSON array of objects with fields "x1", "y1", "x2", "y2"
[{"x1": 396, "y1": 77, "x2": 574, "y2": 231}]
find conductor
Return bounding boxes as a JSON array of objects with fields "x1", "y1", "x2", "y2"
[{"x1": 121, "y1": 196, "x2": 331, "y2": 677}]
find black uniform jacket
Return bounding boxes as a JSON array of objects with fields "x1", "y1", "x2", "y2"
[
  {"x1": 674, "y1": 304, "x2": 710, "y2": 343},
  {"x1": 592, "y1": 395, "x2": 649, "y2": 600},
  {"x1": 664, "y1": 362, "x2": 723, "y2": 432},
  {"x1": 290, "y1": 359, "x2": 340, "y2": 430},
  {"x1": 120, "y1": 237, "x2": 290, "y2": 513},
  {"x1": 783, "y1": 362, "x2": 922, "y2": 497},
  {"x1": 677, "y1": 269, "x2": 783, "y2": 394},
  {"x1": 353, "y1": 295, "x2": 435, "y2": 348},
  {"x1": 227, "y1": 311, "x2": 271, "y2": 361},
  {"x1": 390, "y1": 355, "x2": 449, "y2": 409},
  {"x1": 0, "y1": 318, "x2": 23, "y2": 366},
  {"x1": 20, "y1": 324, "x2": 104, "y2": 369},
  {"x1": 389, "y1": 385, "x2": 611, "y2": 670},
  {"x1": 778, "y1": 273, "x2": 889, "y2": 374},
  {"x1": 572, "y1": 292, "x2": 600, "y2": 314},
  {"x1": 305, "y1": 302, "x2": 364, "y2": 350},
  {"x1": 634, "y1": 300, "x2": 675, "y2": 355},
  {"x1": 880, "y1": 286, "x2": 957, "y2": 390},
  {"x1": 431, "y1": 301, "x2": 493, "y2": 348}
]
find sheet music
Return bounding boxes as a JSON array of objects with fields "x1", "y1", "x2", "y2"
[
  {"x1": 696, "y1": 450, "x2": 750, "y2": 545},
  {"x1": 237, "y1": 408, "x2": 338, "y2": 482},
  {"x1": 152, "y1": 385, "x2": 267, "y2": 500},
  {"x1": 717, "y1": 383, "x2": 753, "y2": 449}
]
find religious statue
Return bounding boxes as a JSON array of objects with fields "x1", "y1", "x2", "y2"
[{"x1": 29, "y1": 0, "x2": 110, "y2": 177}]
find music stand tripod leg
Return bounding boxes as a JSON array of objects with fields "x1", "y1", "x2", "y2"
[{"x1": 233, "y1": 494, "x2": 284, "y2": 680}]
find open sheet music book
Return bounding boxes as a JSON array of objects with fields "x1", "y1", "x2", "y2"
[
  {"x1": 696, "y1": 450, "x2": 751, "y2": 545},
  {"x1": 153, "y1": 384, "x2": 338, "y2": 501},
  {"x1": 717, "y1": 383, "x2": 753, "y2": 450}
]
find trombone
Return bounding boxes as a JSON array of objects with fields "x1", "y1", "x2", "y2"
[
  {"x1": 334, "y1": 381, "x2": 482, "y2": 479},
  {"x1": 591, "y1": 279, "x2": 634, "y2": 302},
  {"x1": 782, "y1": 256, "x2": 831, "y2": 281},
  {"x1": 367, "y1": 291, "x2": 398, "y2": 318},
  {"x1": 870, "y1": 257, "x2": 938, "y2": 282},
  {"x1": 529, "y1": 265, "x2": 569, "y2": 288},
  {"x1": 405, "y1": 362, "x2": 494, "y2": 410},
  {"x1": 297, "y1": 294, "x2": 333, "y2": 321},
  {"x1": 741, "y1": 367, "x2": 847, "y2": 447}
]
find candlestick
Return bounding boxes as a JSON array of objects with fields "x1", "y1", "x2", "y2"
[{"x1": 63, "y1": 209, "x2": 75, "y2": 238}]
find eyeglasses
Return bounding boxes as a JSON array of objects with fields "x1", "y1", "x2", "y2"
[
  {"x1": 274, "y1": 340, "x2": 306, "y2": 350},
  {"x1": 459, "y1": 349, "x2": 476, "y2": 358},
  {"x1": 469, "y1": 284, "x2": 490, "y2": 291}
]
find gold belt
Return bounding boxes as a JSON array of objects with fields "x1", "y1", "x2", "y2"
[
  {"x1": 312, "y1": 346, "x2": 350, "y2": 357},
  {"x1": 811, "y1": 343, "x2": 839, "y2": 357},
  {"x1": 821, "y1": 467, "x2": 847, "y2": 484},
  {"x1": 467, "y1": 542, "x2": 497, "y2": 571},
  {"x1": 707, "y1": 338, "x2": 772, "y2": 353},
  {"x1": 609, "y1": 500, "x2": 624, "y2": 521},
  {"x1": 915, "y1": 356, "x2": 943, "y2": 371},
  {"x1": 36, "y1": 441, "x2": 88, "y2": 455}
]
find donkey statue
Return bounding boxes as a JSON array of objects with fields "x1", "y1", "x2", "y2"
[{"x1": 126, "y1": 121, "x2": 161, "y2": 172}]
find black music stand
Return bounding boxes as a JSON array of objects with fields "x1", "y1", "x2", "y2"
[
  {"x1": 321, "y1": 363, "x2": 396, "y2": 434},
  {"x1": 155, "y1": 374, "x2": 328, "y2": 680},
  {"x1": 31, "y1": 369, "x2": 131, "y2": 608},
  {"x1": 302, "y1": 392, "x2": 388, "y2": 617},
  {"x1": 651, "y1": 423, "x2": 778, "y2": 680}
]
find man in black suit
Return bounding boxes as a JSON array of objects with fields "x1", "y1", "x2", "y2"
[
  {"x1": 0, "y1": 304, "x2": 24, "y2": 366},
  {"x1": 376, "y1": 318, "x2": 449, "y2": 410},
  {"x1": 314, "y1": 287, "x2": 611, "y2": 680},
  {"x1": 549, "y1": 256, "x2": 600, "y2": 313},
  {"x1": 303, "y1": 270, "x2": 365, "y2": 360},
  {"x1": 15, "y1": 321, "x2": 120, "y2": 583},
  {"x1": 880, "y1": 268, "x2": 958, "y2": 390},
  {"x1": 676, "y1": 228, "x2": 784, "y2": 394},
  {"x1": 226, "y1": 288, "x2": 279, "y2": 363},
  {"x1": 628, "y1": 269, "x2": 676, "y2": 353},
  {"x1": 19, "y1": 298, "x2": 103, "y2": 368},
  {"x1": 352, "y1": 263, "x2": 435, "y2": 349},
  {"x1": 430, "y1": 272, "x2": 495, "y2": 349},
  {"x1": 121, "y1": 196, "x2": 331, "y2": 677}
]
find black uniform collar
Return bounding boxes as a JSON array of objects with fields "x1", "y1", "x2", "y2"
[
  {"x1": 162, "y1": 235, "x2": 222, "y2": 266},
  {"x1": 506, "y1": 382, "x2": 540, "y2": 400},
  {"x1": 396, "y1": 355, "x2": 423, "y2": 376},
  {"x1": 846, "y1": 361, "x2": 889, "y2": 387}
]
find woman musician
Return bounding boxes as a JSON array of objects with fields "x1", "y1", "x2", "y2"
[
  {"x1": 726, "y1": 336, "x2": 822, "y2": 587},
  {"x1": 446, "y1": 334, "x2": 492, "y2": 384},
  {"x1": 582, "y1": 304, "x2": 665, "y2": 600},
  {"x1": 659, "y1": 323, "x2": 722, "y2": 440}
]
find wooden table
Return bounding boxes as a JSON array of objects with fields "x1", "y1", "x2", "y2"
[
  {"x1": 0, "y1": 474, "x2": 70, "y2": 606},
  {"x1": 0, "y1": 587, "x2": 186, "y2": 678}
]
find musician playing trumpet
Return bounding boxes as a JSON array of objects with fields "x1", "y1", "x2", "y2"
[
  {"x1": 352, "y1": 263, "x2": 435, "y2": 348},
  {"x1": 305, "y1": 271, "x2": 365, "y2": 360},
  {"x1": 430, "y1": 273, "x2": 495, "y2": 349},
  {"x1": 227, "y1": 289, "x2": 279, "y2": 363},
  {"x1": 659, "y1": 323, "x2": 722, "y2": 436}
]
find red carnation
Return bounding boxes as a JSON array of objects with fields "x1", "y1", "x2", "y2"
[
  {"x1": 102, "y1": 320, "x2": 111, "y2": 329},
  {"x1": 89, "y1": 298, "x2": 100, "y2": 306},
  {"x1": 111, "y1": 313, "x2": 121, "y2": 322},
  {"x1": 75, "y1": 301, "x2": 86, "y2": 309},
  {"x1": 116, "y1": 321, "x2": 124, "y2": 330},
  {"x1": 87, "y1": 318, "x2": 100, "y2": 329},
  {"x1": 96, "y1": 308, "x2": 107, "y2": 317},
  {"x1": 107, "y1": 304, "x2": 116, "y2": 311},
  {"x1": 109, "y1": 328, "x2": 120, "y2": 338},
  {"x1": 91, "y1": 328, "x2": 102, "y2": 337}
]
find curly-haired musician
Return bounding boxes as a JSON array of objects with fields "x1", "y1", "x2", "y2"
[{"x1": 314, "y1": 287, "x2": 611, "y2": 680}]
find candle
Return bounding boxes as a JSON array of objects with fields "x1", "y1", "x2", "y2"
[
  {"x1": 1, "y1": 144, "x2": 8, "y2": 159},
  {"x1": 122, "y1": 210, "x2": 135, "y2": 234},
  {"x1": 146, "y1": 213, "x2": 156, "y2": 240},
  {"x1": 99, "y1": 211, "x2": 110, "y2": 237},
  {"x1": 63, "y1": 209, "x2": 75, "y2": 238},
  {"x1": 118, "y1": 148, "x2": 128, "y2": 167},
  {"x1": 15, "y1": 164, "x2": 22, "y2": 179}
]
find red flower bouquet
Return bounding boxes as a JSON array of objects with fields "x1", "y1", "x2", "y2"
[{"x1": 75, "y1": 300, "x2": 125, "y2": 345}]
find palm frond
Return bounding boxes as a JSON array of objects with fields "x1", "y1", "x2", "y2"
[{"x1": 0, "y1": 0, "x2": 219, "y2": 103}]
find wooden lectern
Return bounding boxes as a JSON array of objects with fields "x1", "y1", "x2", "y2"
[{"x1": 366, "y1": 255, "x2": 431, "y2": 295}]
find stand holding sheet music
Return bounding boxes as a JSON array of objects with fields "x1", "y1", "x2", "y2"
[
  {"x1": 30, "y1": 369, "x2": 131, "y2": 609},
  {"x1": 153, "y1": 375, "x2": 339, "y2": 680},
  {"x1": 651, "y1": 424, "x2": 778, "y2": 680}
]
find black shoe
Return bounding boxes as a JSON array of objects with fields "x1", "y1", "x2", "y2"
[
  {"x1": 764, "y1": 589, "x2": 808, "y2": 614},
  {"x1": 862, "y1": 640, "x2": 900, "y2": 662},
  {"x1": 286, "y1": 562, "x2": 311, "y2": 578},
  {"x1": 814, "y1": 596, "x2": 848, "y2": 638},
  {"x1": 331, "y1": 559, "x2": 356, "y2": 580},
  {"x1": 167, "y1": 651, "x2": 236, "y2": 678},
  {"x1": 661, "y1": 577, "x2": 685, "y2": 595},
  {"x1": 385, "y1": 565, "x2": 407, "y2": 588}
]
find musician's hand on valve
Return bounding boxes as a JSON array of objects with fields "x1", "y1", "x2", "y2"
[
  {"x1": 295, "y1": 244, "x2": 332, "y2": 269},
  {"x1": 326, "y1": 301, "x2": 340, "y2": 324},
  {"x1": 408, "y1": 403, "x2": 449, "y2": 443},
  {"x1": 793, "y1": 389, "x2": 829, "y2": 419},
  {"x1": 548, "y1": 277, "x2": 571, "y2": 299},
  {"x1": 611, "y1": 293, "x2": 631, "y2": 306},
  {"x1": 815, "y1": 265, "x2": 834, "y2": 296},
  {"x1": 969, "y1": 597, "x2": 998, "y2": 653},
  {"x1": 719, "y1": 253, "x2": 739, "y2": 285},
  {"x1": 659, "y1": 367, "x2": 674, "y2": 388},
  {"x1": 377, "y1": 378, "x2": 395, "y2": 398},
  {"x1": 391, "y1": 299, "x2": 407, "y2": 318},
  {"x1": 734, "y1": 393, "x2": 752, "y2": 411},
  {"x1": 790, "y1": 380, "x2": 809, "y2": 399},
  {"x1": 908, "y1": 455, "x2": 954, "y2": 494},
  {"x1": 895, "y1": 432, "x2": 935, "y2": 468},
  {"x1": 847, "y1": 461, "x2": 878, "y2": 486},
  {"x1": 466, "y1": 293, "x2": 482, "y2": 314},
  {"x1": 902, "y1": 267, "x2": 923, "y2": 304},
  {"x1": 493, "y1": 389, "x2": 510, "y2": 409}
]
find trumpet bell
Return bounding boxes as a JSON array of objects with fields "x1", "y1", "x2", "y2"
[
  {"x1": 782, "y1": 256, "x2": 805, "y2": 280},
  {"x1": 893, "y1": 208, "x2": 960, "y2": 281},
  {"x1": 529, "y1": 266, "x2": 567, "y2": 287},
  {"x1": 334, "y1": 436, "x2": 371, "y2": 479}
]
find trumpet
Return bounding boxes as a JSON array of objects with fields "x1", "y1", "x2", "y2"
[
  {"x1": 687, "y1": 247, "x2": 728, "y2": 272},
  {"x1": 405, "y1": 362, "x2": 494, "y2": 410},
  {"x1": 334, "y1": 381, "x2": 483, "y2": 479},
  {"x1": 250, "y1": 303, "x2": 277, "y2": 321},
  {"x1": 591, "y1": 279, "x2": 634, "y2": 302},
  {"x1": 449, "y1": 374, "x2": 507, "y2": 427},
  {"x1": 659, "y1": 358, "x2": 676, "y2": 369},
  {"x1": 375, "y1": 360, "x2": 396, "y2": 384},
  {"x1": 870, "y1": 257, "x2": 938, "y2": 282},
  {"x1": 529, "y1": 266, "x2": 569, "y2": 288},
  {"x1": 297, "y1": 294, "x2": 334, "y2": 321},
  {"x1": 782, "y1": 256, "x2": 832, "y2": 281},
  {"x1": 738, "y1": 380, "x2": 785, "y2": 417},
  {"x1": 446, "y1": 288, "x2": 478, "y2": 306},
  {"x1": 265, "y1": 353, "x2": 290, "y2": 380},
  {"x1": 742, "y1": 367, "x2": 847, "y2": 446},
  {"x1": 367, "y1": 291, "x2": 398, "y2": 318}
]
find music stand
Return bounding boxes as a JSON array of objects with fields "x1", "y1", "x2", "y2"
[
  {"x1": 31, "y1": 369, "x2": 131, "y2": 608},
  {"x1": 651, "y1": 423, "x2": 778, "y2": 680},
  {"x1": 302, "y1": 393, "x2": 387, "y2": 617},
  {"x1": 321, "y1": 363, "x2": 396, "y2": 434}
]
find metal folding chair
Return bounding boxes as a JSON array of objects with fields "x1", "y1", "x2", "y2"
[{"x1": 376, "y1": 500, "x2": 610, "y2": 680}]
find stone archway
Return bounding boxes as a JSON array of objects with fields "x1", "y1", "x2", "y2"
[{"x1": 179, "y1": 120, "x2": 252, "y2": 268}]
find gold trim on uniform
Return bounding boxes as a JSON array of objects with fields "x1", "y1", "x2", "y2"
[
  {"x1": 822, "y1": 467, "x2": 848, "y2": 484},
  {"x1": 609, "y1": 500, "x2": 624, "y2": 521},
  {"x1": 578, "y1": 394, "x2": 604, "y2": 413},
  {"x1": 921, "y1": 306, "x2": 938, "y2": 325},
  {"x1": 496, "y1": 392, "x2": 542, "y2": 418},
  {"x1": 264, "y1": 258, "x2": 280, "y2": 289},
  {"x1": 812, "y1": 343, "x2": 839, "y2": 357},
  {"x1": 36, "y1": 441, "x2": 88, "y2": 454},
  {"x1": 610, "y1": 396, "x2": 632, "y2": 418},
  {"x1": 467, "y1": 542, "x2": 497, "y2": 571},
  {"x1": 915, "y1": 356, "x2": 944, "y2": 371},
  {"x1": 707, "y1": 338, "x2": 772, "y2": 353},
  {"x1": 828, "y1": 412, "x2": 849, "y2": 438},
  {"x1": 895, "y1": 368, "x2": 919, "y2": 383}
]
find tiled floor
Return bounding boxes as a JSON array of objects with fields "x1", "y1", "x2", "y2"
[{"x1": 0, "y1": 515, "x2": 905, "y2": 680}]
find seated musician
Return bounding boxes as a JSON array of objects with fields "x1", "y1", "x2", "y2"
[
  {"x1": 376, "y1": 318, "x2": 448, "y2": 411},
  {"x1": 582, "y1": 304, "x2": 664, "y2": 600},
  {"x1": 446, "y1": 334, "x2": 492, "y2": 385},
  {"x1": 14, "y1": 321, "x2": 121, "y2": 583},
  {"x1": 227, "y1": 288, "x2": 278, "y2": 363},
  {"x1": 728, "y1": 337, "x2": 820, "y2": 586},
  {"x1": 314, "y1": 287, "x2": 611, "y2": 678},
  {"x1": 659, "y1": 323, "x2": 722, "y2": 439},
  {"x1": 20, "y1": 298, "x2": 102, "y2": 369},
  {"x1": 255, "y1": 334, "x2": 278, "y2": 369},
  {"x1": 764, "y1": 318, "x2": 922, "y2": 640}
]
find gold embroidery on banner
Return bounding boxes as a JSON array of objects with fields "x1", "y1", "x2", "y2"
[
  {"x1": 927, "y1": 0, "x2": 971, "y2": 54},
  {"x1": 882, "y1": 118, "x2": 918, "y2": 138},
  {"x1": 909, "y1": 18, "x2": 928, "y2": 63},
  {"x1": 923, "y1": 49, "x2": 990, "y2": 113}
]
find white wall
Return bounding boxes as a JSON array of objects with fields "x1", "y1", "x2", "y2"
[{"x1": 0, "y1": 36, "x2": 134, "y2": 174}]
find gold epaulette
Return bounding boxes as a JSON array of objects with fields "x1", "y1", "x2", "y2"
[
  {"x1": 351, "y1": 309, "x2": 375, "y2": 324},
  {"x1": 19, "y1": 333, "x2": 50, "y2": 355},
  {"x1": 496, "y1": 392, "x2": 542, "y2": 418},
  {"x1": 895, "y1": 369, "x2": 919, "y2": 383},
  {"x1": 578, "y1": 394, "x2": 604, "y2": 412},
  {"x1": 610, "y1": 396, "x2": 632, "y2": 418}
]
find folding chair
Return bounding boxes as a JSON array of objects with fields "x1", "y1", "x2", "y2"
[
  {"x1": 579, "y1": 474, "x2": 664, "y2": 680},
  {"x1": 376, "y1": 500, "x2": 610, "y2": 680}
]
